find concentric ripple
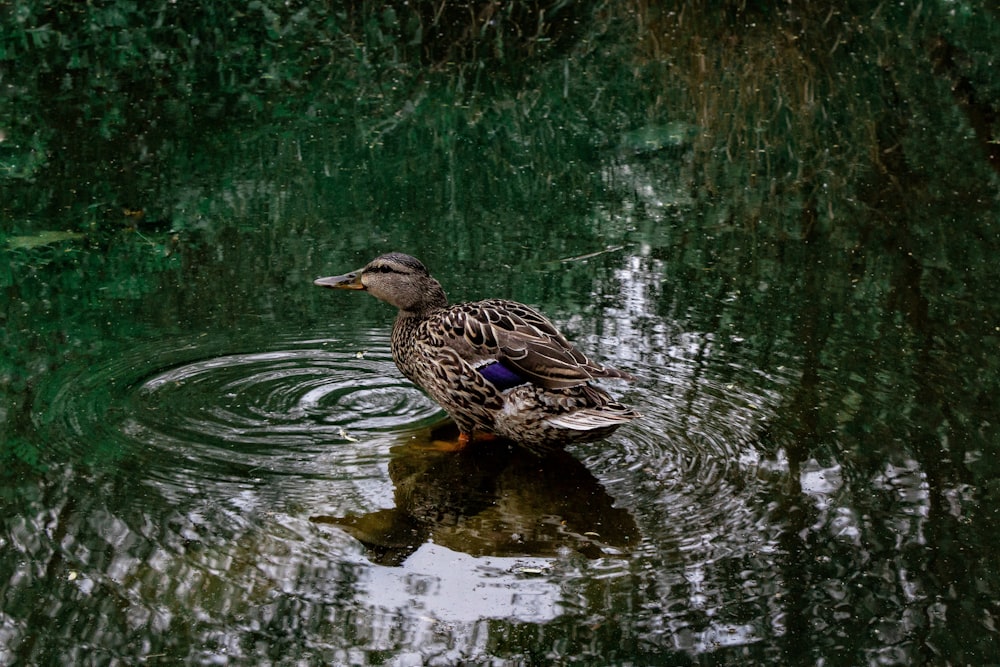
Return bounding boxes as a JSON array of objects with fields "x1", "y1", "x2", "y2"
[
  {"x1": 36, "y1": 332, "x2": 442, "y2": 487},
  {"x1": 576, "y1": 327, "x2": 798, "y2": 565},
  {"x1": 134, "y1": 348, "x2": 434, "y2": 446}
]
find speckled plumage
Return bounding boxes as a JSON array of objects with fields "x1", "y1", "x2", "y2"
[{"x1": 314, "y1": 252, "x2": 640, "y2": 448}]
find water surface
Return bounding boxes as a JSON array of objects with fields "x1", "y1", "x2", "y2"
[{"x1": 2, "y1": 3, "x2": 999, "y2": 664}]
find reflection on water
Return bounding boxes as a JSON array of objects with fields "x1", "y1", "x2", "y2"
[
  {"x1": 313, "y1": 430, "x2": 640, "y2": 566},
  {"x1": 7, "y1": 178, "x2": 988, "y2": 663},
  {"x1": 2, "y1": 306, "x2": 791, "y2": 663}
]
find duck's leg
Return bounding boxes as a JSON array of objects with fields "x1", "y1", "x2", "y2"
[
  {"x1": 426, "y1": 431, "x2": 473, "y2": 452},
  {"x1": 454, "y1": 429, "x2": 499, "y2": 446},
  {"x1": 428, "y1": 430, "x2": 498, "y2": 452}
]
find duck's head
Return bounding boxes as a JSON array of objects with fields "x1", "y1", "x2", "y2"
[{"x1": 314, "y1": 252, "x2": 448, "y2": 312}]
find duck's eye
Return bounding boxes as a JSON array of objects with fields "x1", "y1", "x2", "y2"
[{"x1": 368, "y1": 264, "x2": 400, "y2": 274}]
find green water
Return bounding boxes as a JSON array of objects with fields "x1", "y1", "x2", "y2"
[{"x1": 3, "y1": 2, "x2": 1000, "y2": 665}]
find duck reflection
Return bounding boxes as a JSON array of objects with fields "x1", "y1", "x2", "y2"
[{"x1": 312, "y1": 425, "x2": 639, "y2": 566}]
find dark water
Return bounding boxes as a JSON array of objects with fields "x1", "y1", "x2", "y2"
[{"x1": 3, "y1": 5, "x2": 1000, "y2": 665}]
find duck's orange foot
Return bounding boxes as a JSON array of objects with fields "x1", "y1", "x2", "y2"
[
  {"x1": 425, "y1": 432, "x2": 473, "y2": 452},
  {"x1": 428, "y1": 431, "x2": 498, "y2": 452},
  {"x1": 461, "y1": 431, "x2": 498, "y2": 445}
]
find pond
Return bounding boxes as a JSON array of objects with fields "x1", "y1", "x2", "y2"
[{"x1": 2, "y1": 2, "x2": 1000, "y2": 665}]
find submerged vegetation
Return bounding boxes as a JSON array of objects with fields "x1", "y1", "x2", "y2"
[{"x1": 1, "y1": 0, "x2": 996, "y2": 232}]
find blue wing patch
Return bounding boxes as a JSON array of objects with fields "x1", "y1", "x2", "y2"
[{"x1": 477, "y1": 361, "x2": 527, "y2": 390}]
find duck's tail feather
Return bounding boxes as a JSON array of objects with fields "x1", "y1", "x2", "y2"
[{"x1": 545, "y1": 405, "x2": 641, "y2": 431}]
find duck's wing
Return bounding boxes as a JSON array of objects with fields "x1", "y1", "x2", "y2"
[{"x1": 434, "y1": 299, "x2": 634, "y2": 389}]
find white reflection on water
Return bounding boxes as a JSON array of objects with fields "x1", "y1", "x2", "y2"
[{"x1": 354, "y1": 542, "x2": 561, "y2": 623}]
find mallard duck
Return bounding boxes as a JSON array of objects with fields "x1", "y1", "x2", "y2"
[{"x1": 314, "y1": 253, "x2": 639, "y2": 448}]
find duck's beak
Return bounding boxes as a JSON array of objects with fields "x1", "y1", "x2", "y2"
[{"x1": 314, "y1": 270, "x2": 365, "y2": 290}]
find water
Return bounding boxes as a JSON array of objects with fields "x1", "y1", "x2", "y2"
[
  {"x1": 5, "y1": 311, "x2": 795, "y2": 663},
  {"x1": 3, "y1": 4, "x2": 1000, "y2": 664},
  {"x1": 4, "y1": 149, "x2": 995, "y2": 664}
]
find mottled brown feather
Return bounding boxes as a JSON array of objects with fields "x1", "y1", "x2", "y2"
[
  {"x1": 434, "y1": 299, "x2": 633, "y2": 389},
  {"x1": 315, "y1": 253, "x2": 640, "y2": 447}
]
